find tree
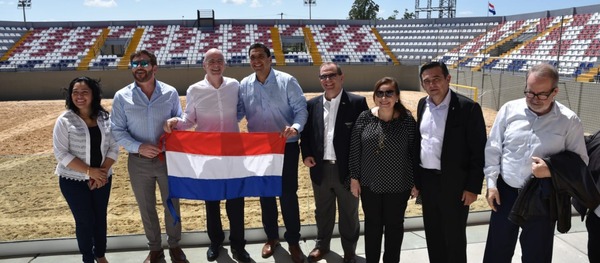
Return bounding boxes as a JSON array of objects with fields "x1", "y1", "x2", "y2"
[
  {"x1": 403, "y1": 8, "x2": 415, "y2": 19},
  {"x1": 348, "y1": 0, "x2": 379, "y2": 20},
  {"x1": 387, "y1": 9, "x2": 399, "y2": 20}
]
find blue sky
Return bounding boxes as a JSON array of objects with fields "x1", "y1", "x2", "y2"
[{"x1": 0, "y1": 0, "x2": 599, "y2": 22}]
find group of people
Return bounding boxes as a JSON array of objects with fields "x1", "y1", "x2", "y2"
[{"x1": 52, "y1": 41, "x2": 600, "y2": 263}]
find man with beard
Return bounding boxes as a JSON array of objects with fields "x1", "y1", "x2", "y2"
[
  {"x1": 111, "y1": 50, "x2": 188, "y2": 263},
  {"x1": 237, "y1": 43, "x2": 308, "y2": 263},
  {"x1": 483, "y1": 63, "x2": 588, "y2": 263}
]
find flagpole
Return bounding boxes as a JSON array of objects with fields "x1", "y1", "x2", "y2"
[{"x1": 481, "y1": 1, "x2": 490, "y2": 107}]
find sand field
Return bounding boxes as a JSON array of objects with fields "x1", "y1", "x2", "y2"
[{"x1": 0, "y1": 91, "x2": 497, "y2": 241}]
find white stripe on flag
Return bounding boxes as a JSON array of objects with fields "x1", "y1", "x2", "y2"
[{"x1": 166, "y1": 151, "x2": 284, "y2": 180}]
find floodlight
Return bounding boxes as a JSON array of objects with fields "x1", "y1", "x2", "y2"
[
  {"x1": 303, "y1": 0, "x2": 316, "y2": 20},
  {"x1": 17, "y1": 0, "x2": 31, "y2": 8}
]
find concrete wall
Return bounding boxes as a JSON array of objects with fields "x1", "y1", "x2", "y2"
[{"x1": 0, "y1": 65, "x2": 421, "y2": 101}]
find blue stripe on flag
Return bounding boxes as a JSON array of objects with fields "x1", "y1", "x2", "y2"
[{"x1": 168, "y1": 175, "x2": 282, "y2": 201}]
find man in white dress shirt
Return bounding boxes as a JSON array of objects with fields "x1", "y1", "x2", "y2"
[
  {"x1": 483, "y1": 63, "x2": 588, "y2": 263},
  {"x1": 164, "y1": 48, "x2": 250, "y2": 263}
]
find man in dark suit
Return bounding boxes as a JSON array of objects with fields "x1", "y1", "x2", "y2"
[
  {"x1": 414, "y1": 61, "x2": 487, "y2": 263},
  {"x1": 300, "y1": 62, "x2": 368, "y2": 263}
]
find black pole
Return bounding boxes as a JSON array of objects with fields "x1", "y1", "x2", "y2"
[{"x1": 22, "y1": 2, "x2": 27, "y2": 23}]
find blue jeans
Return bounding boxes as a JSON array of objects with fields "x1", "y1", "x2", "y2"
[
  {"x1": 60, "y1": 176, "x2": 112, "y2": 263},
  {"x1": 483, "y1": 177, "x2": 555, "y2": 263}
]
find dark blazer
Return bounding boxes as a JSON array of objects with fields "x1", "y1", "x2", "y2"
[
  {"x1": 415, "y1": 90, "x2": 487, "y2": 198},
  {"x1": 300, "y1": 90, "x2": 368, "y2": 185},
  {"x1": 510, "y1": 151, "x2": 600, "y2": 233},
  {"x1": 572, "y1": 131, "x2": 600, "y2": 220}
]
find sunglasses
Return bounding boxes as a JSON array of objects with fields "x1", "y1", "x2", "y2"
[
  {"x1": 131, "y1": 60, "x2": 151, "y2": 68},
  {"x1": 375, "y1": 90, "x2": 396, "y2": 98},
  {"x1": 319, "y1": 73, "x2": 338, "y2": 80}
]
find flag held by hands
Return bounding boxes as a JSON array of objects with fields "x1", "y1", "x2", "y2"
[{"x1": 162, "y1": 131, "x2": 286, "y2": 223}]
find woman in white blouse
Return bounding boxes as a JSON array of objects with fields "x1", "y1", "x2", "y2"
[{"x1": 52, "y1": 76, "x2": 118, "y2": 263}]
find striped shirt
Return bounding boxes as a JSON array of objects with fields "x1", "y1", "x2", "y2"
[{"x1": 110, "y1": 80, "x2": 182, "y2": 153}]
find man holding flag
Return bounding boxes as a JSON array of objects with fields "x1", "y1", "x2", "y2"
[
  {"x1": 237, "y1": 42, "x2": 308, "y2": 263},
  {"x1": 164, "y1": 48, "x2": 250, "y2": 263},
  {"x1": 111, "y1": 50, "x2": 188, "y2": 263}
]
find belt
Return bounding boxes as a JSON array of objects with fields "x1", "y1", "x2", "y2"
[
  {"x1": 324, "y1": 160, "x2": 336, "y2": 165},
  {"x1": 422, "y1": 168, "x2": 442, "y2": 175},
  {"x1": 130, "y1": 153, "x2": 160, "y2": 159}
]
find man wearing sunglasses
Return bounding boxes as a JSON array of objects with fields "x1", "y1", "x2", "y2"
[
  {"x1": 483, "y1": 63, "x2": 588, "y2": 263},
  {"x1": 415, "y1": 61, "x2": 487, "y2": 263},
  {"x1": 111, "y1": 50, "x2": 188, "y2": 263},
  {"x1": 300, "y1": 62, "x2": 368, "y2": 263}
]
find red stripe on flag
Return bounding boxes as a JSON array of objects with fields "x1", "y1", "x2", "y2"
[{"x1": 163, "y1": 131, "x2": 286, "y2": 156}]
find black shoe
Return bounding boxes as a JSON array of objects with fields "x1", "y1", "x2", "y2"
[
  {"x1": 231, "y1": 247, "x2": 251, "y2": 263},
  {"x1": 206, "y1": 244, "x2": 221, "y2": 262}
]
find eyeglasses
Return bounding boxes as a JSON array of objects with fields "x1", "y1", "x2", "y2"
[
  {"x1": 375, "y1": 90, "x2": 396, "y2": 98},
  {"x1": 131, "y1": 60, "x2": 150, "y2": 68},
  {"x1": 524, "y1": 88, "x2": 555, "y2": 100},
  {"x1": 319, "y1": 73, "x2": 338, "y2": 80}
]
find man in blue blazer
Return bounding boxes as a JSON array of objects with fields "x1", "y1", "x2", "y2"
[
  {"x1": 414, "y1": 61, "x2": 487, "y2": 263},
  {"x1": 300, "y1": 62, "x2": 368, "y2": 263}
]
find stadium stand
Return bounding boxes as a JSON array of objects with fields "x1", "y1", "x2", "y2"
[
  {"x1": 2, "y1": 26, "x2": 103, "y2": 70},
  {"x1": 0, "y1": 22, "x2": 397, "y2": 71},
  {"x1": 433, "y1": 11, "x2": 600, "y2": 81},
  {"x1": 0, "y1": 26, "x2": 26, "y2": 59},
  {"x1": 377, "y1": 21, "x2": 496, "y2": 65},
  {"x1": 1, "y1": 4, "x2": 600, "y2": 82},
  {"x1": 135, "y1": 24, "x2": 274, "y2": 67},
  {"x1": 308, "y1": 24, "x2": 389, "y2": 64}
]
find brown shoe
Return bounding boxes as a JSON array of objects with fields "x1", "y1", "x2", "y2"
[
  {"x1": 343, "y1": 253, "x2": 356, "y2": 263},
  {"x1": 168, "y1": 247, "x2": 188, "y2": 263},
  {"x1": 261, "y1": 239, "x2": 280, "y2": 258},
  {"x1": 307, "y1": 247, "x2": 329, "y2": 262},
  {"x1": 95, "y1": 256, "x2": 109, "y2": 263},
  {"x1": 143, "y1": 250, "x2": 165, "y2": 263},
  {"x1": 289, "y1": 244, "x2": 306, "y2": 263}
]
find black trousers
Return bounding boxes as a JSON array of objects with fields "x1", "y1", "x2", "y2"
[
  {"x1": 420, "y1": 169, "x2": 469, "y2": 263},
  {"x1": 483, "y1": 177, "x2": 555, "y2": 263},
  {"x1": 360, "y1": 186, "x2": 410, "y2": 263},
  {"x1": 205, "y1": 197, "x2": 245, "y2": 249},
  {"x1": 260, "y1": 142, "x2": 301, "y2": 244},
  {"x1": 587, "y1": 210, "x2": 600, "y2": 263}
]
